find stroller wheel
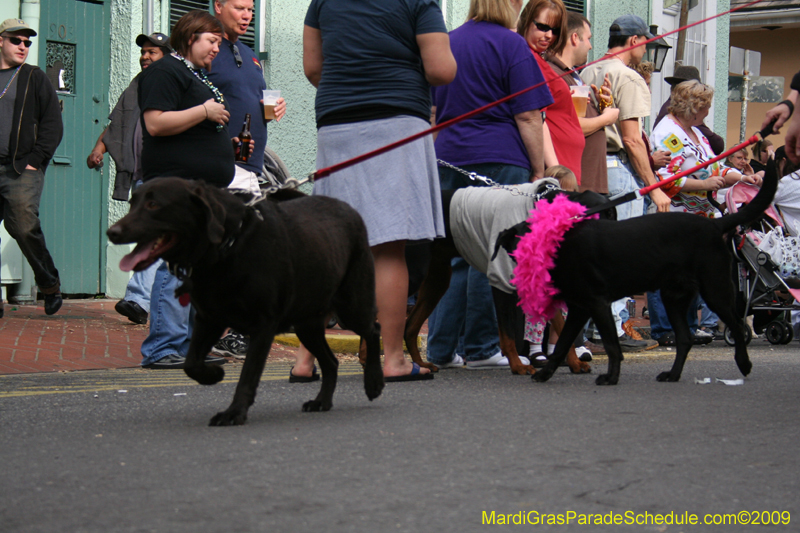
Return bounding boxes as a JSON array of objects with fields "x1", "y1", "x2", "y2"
[
  {"x1": 765, "y1": 322, "x2": 786, "y2": 345},
  {"x1": 781, "y1": 323, "x2": 794, "y2": 344},
  {"x1": 724, "y1": 324, "x2": 752, "y2": 346}
]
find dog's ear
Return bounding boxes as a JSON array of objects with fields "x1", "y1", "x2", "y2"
[
  {"x1": 190, "y1": 184, "x2": 226, "y2": 245},
  {"x1": 492, "y1": 221, "x2": 531, "y2": 261}
]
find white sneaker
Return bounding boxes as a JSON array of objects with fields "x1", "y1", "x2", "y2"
[
  {"x1": 466, "y1": 352, "x2": 510, "y2": 370},
  {"x1": 574, "y1": 346, "x2": 592, "y2": 362},
  {"x1": 437, "y1": 353, "x2": 465, "y2": 369}
]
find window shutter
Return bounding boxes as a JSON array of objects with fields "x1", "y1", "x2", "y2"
[
  {"x1": 168, "y1": 0, "x2": 256, "y2": 50},
  {"x1": 564, "y1": 0, "x2": 585, "y2": 13}
]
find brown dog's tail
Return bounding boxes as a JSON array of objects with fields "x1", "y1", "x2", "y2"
[{"x1": 713, "y1": 158, "x2": 779, "y2": 234}]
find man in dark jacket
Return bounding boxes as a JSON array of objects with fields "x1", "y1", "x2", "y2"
[
  {"x1": 86, "y1": 33, "x2": 169, "y2": 325},
  {"x1": 0, "y1": 19, "x2": 63, "y2": 316}
]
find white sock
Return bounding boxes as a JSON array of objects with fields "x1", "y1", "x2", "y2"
[{"x1": 529, "y1": 343, "x2": 542, "y2": 356}]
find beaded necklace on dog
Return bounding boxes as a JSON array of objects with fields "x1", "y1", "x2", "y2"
[
  {"x1": 171, "y1": 52, "x2": 225, "y2": 132},
  {"x1": 0, "y1": 65, "x2": 22, "y2": 100}
]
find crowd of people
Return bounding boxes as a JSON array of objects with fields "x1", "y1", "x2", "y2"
[{"x1": 4, "y1": 0, "x2": 800, "y2": 378}]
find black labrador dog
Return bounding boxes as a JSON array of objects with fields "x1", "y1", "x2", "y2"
[
  {"x1": 106, "y1": 178, "x2": 383, "y2": 425},
  {"x1": 496, "y1": 160, "x2": 779, "y2": 385}
]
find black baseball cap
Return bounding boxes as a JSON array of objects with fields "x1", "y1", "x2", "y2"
[{"x1": 136, "y1": 32, "x2": 170, "y2": 50}]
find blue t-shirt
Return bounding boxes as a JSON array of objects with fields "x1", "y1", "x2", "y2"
[
  {"x1": 304, "y1": 0, "x2": 447, "y2": 125},
  {"x1": 206, "y1": 38, "x2": 267, "y2": 174},
  {"x1": 431, "y1": 20, "x2": 553, "y2": 170}
]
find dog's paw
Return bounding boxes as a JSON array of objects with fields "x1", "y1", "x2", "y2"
[
  {"x1": 364, "y1": 374, "x2": 384, "y2": 401},
  {"x1": 510, "y1": 364, "x2": 534, "y2": 375},
  {"x1": 532, "y1": 370, "x2": 552, "y2": 382},
  {"x1": 209, "y1": 408, "x2": 247, "y2": 426},
  {"x1": 737, "y1": 359, "x2": 752, "y2": 376},
  {"x1": 569, "y1": 362, "x2": 592, "y2": 374},
  {"x1": 185, "y1": 364, "x2": 224, "y2": 386},
  {"x1": 302, "y1": 400, "x2": 332, "y2": 412},
  {"x1": 656, "y1": 371, "x2": 680, "y2": 382},
  {"x1": 595, "y1": 374, "x2": 618, "y2": 386}
]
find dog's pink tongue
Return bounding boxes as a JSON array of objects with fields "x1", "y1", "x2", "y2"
[{"x1": 119, "y1": 242, "x2": 155, "y2": 272}]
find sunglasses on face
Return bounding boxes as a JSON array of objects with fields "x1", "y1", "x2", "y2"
[
  {"x1": 534, "y1": 21, "x2": 560, "y2": 36},
  {"x1": 5, "y1": 36, "x2": 33, "y2": 48}
]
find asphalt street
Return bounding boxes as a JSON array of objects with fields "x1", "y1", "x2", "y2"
[{"x1": 1, "y1": 341, "x2": 799, "y2": 532}]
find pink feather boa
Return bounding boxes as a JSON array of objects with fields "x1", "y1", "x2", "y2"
[{"x1": 511, "y1": 194, "x2": 596, "y2": 324}]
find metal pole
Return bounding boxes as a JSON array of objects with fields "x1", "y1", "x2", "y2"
[
  {"x1": 143, "y1": 0, "x2": 154, "y2": 35},
  {"x1": 740, "y1": 53, "x2": 750, "y2": 143}
]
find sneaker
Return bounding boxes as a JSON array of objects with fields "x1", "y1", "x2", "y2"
[
  {"x1": 618, "y1": 333, "x2": 650, "y2": 353},
  {"x1": 115, "y1": 299, "x2": 148, "y2": 325},
  {"x1": 657, "y1": 332, "x2": 675, "y2": 346},
  {"x1": 575, "y1": 346, "x2": 593, "y2": 362},
  {"x1": 212, "y1": 331, "x2": 249, "y2": 359},
  {"x1": 142, "y1": 353, "x2": 226, "y2": 369},
  {"x1": 699, "y1": 326, "x2": 724, "y2": 341},
  {"x1": 693, "y1": 329, "x2": 713, "y2": 345},
  {"x1": 466, "y1": 352, "x2": 530, "y2": 370},
  {"x1": 437, "y1": 353, "x2": 465, "y2": 369}
]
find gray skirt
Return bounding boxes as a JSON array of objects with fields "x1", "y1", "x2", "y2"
[{"x1": 313, "y1": 115, "x2": 445, "y2": 247}]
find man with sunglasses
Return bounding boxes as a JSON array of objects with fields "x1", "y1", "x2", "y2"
[
  {"x1": 0, "y1": 19, "x2": 64, "y2": 317},
  {"x1": 206, "y1": 0, "x2": 286, "y2": 359},
  {"x1": 86, "y1": 32, "x2": 171, "y2": 326}
]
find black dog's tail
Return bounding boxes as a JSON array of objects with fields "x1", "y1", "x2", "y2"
[{"x1": 713, "y1": 158, "x2": 779, "y2": 234}]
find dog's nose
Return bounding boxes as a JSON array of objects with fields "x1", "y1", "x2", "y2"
[{"x1": 107, "y1": 224, "x2": 123, "y2": 244}]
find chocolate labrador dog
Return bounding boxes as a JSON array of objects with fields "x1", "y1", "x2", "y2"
[
  {"x1": 496, "y1": 160, "x2": 779, "y2": 385},
  {"x1": 106, "y1": 178, "x2": 383, "y2": 425}
]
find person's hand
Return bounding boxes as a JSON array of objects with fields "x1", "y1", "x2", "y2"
[
  {"x1": 25, "y1": 164, "x2": 37, "y2": 171},
  {"x1": 232, "y1": 137, "x2": 255, "y2": 159},
  {"x1": 650, "y1": 187, "x2": 671, "y2": 213},
  {"x1": 87, "y1": 149, "x2": 104, "y2": 169},
  {"x1": 273, "y1": 97, "x2": 286, "y2": 122},
  {"x1": 741, "y1": 160, "x2": 755, "y2": 176},
  {"x1": 203, "y1": 98, "x2": 229, "y2": 126},
  {"x1": 651, "y1": 150, "x2": 671, "y2": 170},
  {"x1": 760, "y1": 101, "x2": 792, "y2": 134},
  {"x1": 600, "y1": 107, "x2": 619, "y2": 126},
  {"x1": 742, "y1": 170, "x2": 764, "y2": 187},
  {"x1": 703, "y1": 175, "x2": 727, "y2": 191}
]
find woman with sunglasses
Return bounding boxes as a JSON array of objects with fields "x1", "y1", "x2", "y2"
[
  {"x1": 425, "y1": 0, "x2": 554, "y2": 370},
  {"x1": 517, "y1": 0, "x2": 583, "y2": 183}
]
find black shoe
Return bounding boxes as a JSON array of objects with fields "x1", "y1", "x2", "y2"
[
  {"x1": 657, "y1": 332, "x2": 676, "y2": 346},
  {"x1": 142, "y1": 353, "x2": 226, "y2": 369},
  {"x1": 115, "y1": 299, "x2": 148, "y2": 324},
  {"x1": 44, "y1": 292, "x2": 62, "y2": 315},
  {"x1": 212, "y1": 331, "x2": 249, "y2": 359},
  {"x1": 699, "y1": 326, "x2": 724, "y2": 341}
]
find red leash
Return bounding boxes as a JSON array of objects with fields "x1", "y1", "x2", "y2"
[{"x1": 310, "y1": 0, "x2": 765, "y2": 182}]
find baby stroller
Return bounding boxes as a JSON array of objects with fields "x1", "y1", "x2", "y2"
[{"x1": 724, "y1": 182, "x2": 800, "y2": 345}]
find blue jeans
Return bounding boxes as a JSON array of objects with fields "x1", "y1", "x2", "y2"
[
  {"x1": 647, "y1": 290, "x2": 699, "y2": 340},
  {"x1": 124, "y1": 180, "x2": 157, "y2": 312},
  {"x1": 140, "y1": 261, "x2": 193, "y2": 365},
  {"x1": 699, "y1": 297, "x2": 719, "y2": 328},
  {"x1": 426, "y1": 162, "x2": 530, "y2": 363},
  {"x1": 607, "y1": 153, "x2": 644, "y2": 334},
  {"x1": 0, "y1": 164, "x2": 60, "y2": 292},
  {"x1": 124, "y1": 260, "x2": 158, "y2": 312}
]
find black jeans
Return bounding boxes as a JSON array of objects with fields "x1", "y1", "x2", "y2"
[{"x1": 0, "y1": 164, "x2": 60, "y2": 293}]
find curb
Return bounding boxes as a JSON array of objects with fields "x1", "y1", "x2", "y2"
[{"x1": 274, "y1": 333, "x2": 426, "y2": 354}]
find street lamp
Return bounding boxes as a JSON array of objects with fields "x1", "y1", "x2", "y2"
[{"x1": 647, "y1": 24, "x2": 672, "y2": 73}]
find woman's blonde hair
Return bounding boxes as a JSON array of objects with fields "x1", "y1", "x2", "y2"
[
  {"x1": 545, "y1": 165, "x2": 578, "y2": 192},
  {"x1": 468, "y1": 0, "x2": 520, "y2": 29},
  {"x1": 667, "y1": 80, "x2": 714, "y2": 121},
  {"x1": 516, "y1": 0, "x2": 568, "y2": 53}
]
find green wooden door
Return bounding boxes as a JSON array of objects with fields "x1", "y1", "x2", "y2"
[{"x1": 38, "y1": 0, "x2": 110, "y2": 294}]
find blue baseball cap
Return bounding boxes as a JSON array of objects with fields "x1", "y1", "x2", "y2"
[{"x1": 609, "y1": 15, "x2": 655, "y2": 38}]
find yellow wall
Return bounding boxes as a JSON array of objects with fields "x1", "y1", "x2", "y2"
[{"x1": 726, "y1": 28, "x2": 800, "y2": 154}]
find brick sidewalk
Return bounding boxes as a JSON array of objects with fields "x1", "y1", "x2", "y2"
[{"x1": 0, "y1": 299, "x2": 309, "y2": 375}]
